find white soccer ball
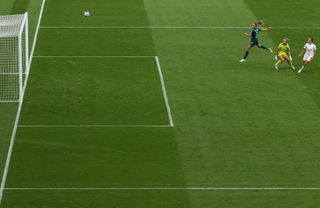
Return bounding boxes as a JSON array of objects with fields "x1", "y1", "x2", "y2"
[{"x1": 84, "y1": 11, "x2": 90, "y2": 17}]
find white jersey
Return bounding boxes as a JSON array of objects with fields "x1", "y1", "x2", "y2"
[{"x1": 304, "y1": 43, "x2": 317, "y2": 57}]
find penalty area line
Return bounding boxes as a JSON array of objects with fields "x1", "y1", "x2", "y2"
[
  {"x1": 4, "y1": 187, "x2": 320, "y2": 191},
  {"x1": 28, "y1": 55, "x2": 174, "y2": 128},
  {"x1": 40, "y1": 26, "x2": 250, "y2": 29},
  {"x1": 39, "y1": 26, "x2": 320, "y2": 30},
  {"x1": 155, "y1": 56, "x2": 174, "y2": 127},
  {"x1": 33, "y1": 55, "x2": 156, "y2": 58},
  {"x1": 17, "y1": 125, "x2": 172, "y2": 128}
]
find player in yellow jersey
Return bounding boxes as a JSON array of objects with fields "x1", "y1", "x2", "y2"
[{"x1": 275, "y1": 38, "x2": 295, "y2": 70}]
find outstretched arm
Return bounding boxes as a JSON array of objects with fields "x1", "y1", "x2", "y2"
[
  {"x1": 288, "y1": 50, "x2": 293, "y2": 60},
  {"x1": 261, "y1": 27, "x2": 270, "y2": 32},
  {"x1": 256, "y1": 20, "x2": 264, "y2": 26},
  {"x1": 298, "y1": 48, "x2": 305, "y2": 57},
  {"x1": 244, "y1": 32, "x2": 251, "y2": 37},
  {"x1": 313, "y1": 50, "x2": 316, "y2": 59}
]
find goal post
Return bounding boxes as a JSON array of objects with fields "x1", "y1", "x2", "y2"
[{"x1": 0, "y1": 12, "x2": 29, "y2": 103}]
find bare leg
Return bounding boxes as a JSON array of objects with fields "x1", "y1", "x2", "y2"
[
  {"x1": 275, "y1": 55, "x2": 285, "y2": 70},
  {"x1": 240, "y1": 45, "x2": 253, "y2": 62},
  {"x1": 298, "y1": 60, "x2": 310, "y2": 73},
  {"x1": 283, "y1": 56, "x2": 295, "y2": 70}
]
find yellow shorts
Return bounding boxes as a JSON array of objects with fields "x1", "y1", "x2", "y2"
[{"x1": 278, "y1": 52, "x2": 287, "y2": 57}]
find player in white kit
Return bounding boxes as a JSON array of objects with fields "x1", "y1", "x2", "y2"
[{"x1": 298, "y1": 38, "x2": 317, "y2": 73}]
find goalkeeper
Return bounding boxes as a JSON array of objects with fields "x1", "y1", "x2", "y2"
[{"x1": 275, "y1": 38, "x2": 295, "y2": 70}]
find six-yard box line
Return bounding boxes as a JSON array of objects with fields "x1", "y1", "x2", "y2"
[{"x1": 17, "y1": 55, "x2": 174, "y2": 128}]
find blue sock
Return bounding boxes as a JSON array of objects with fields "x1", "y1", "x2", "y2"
[
  {"x1": 260, "y1": 45, "x2": 268, "y2": 50},
  {"x1": 243, "y1": 51, "x2": 249, "y2": 59}
]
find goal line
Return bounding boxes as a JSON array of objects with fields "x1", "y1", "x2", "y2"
[
  {"x1": 0, "y1": 0, "x2": 47, "y2": 205},
  {"x1": 5, "y1": 187, "x2": 320, "y2": 191}
]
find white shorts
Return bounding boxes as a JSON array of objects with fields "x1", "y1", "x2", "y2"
[{"x1": 303, "y1": 54, "x2": 313, "y2": 62}]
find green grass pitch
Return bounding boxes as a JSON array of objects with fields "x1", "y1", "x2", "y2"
[{"x1": 1, "y1": 0, "x2": 320, "y2": 207}]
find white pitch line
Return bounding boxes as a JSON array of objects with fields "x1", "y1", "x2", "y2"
[
  {"x1": 155, "y1": 56, "x2": 174, "y2": 127},
  {"x1": 39, "y1": 26, "x2": 320, "y2": 30},
  {"x1": 0, "y1": 73, "x2": 20, "y2": 75},
  {"x1": 18, "y1": 124, "x2": 171, "y2": 128},
  {"x1": 28, "y1": 1, "x2": 46, "y2": 66},
  {"x1": 0, "y1": 101, "x2": 19, "y2": 103},
  {"x1": 40, "y1": 26, "x2": 249, "y2": 29},
  {"x1": 33, "y1": 55, "x2": 155, "y2": 58},
  {"x1": 4, "y1": 187, "x2": 320, "y2": 191},
  {"x1": 31, "y1": 55, "x2": 174, "y2": 127},
  {"x1": 0, "y1": 0, "x2": 46, "y2": 205}
]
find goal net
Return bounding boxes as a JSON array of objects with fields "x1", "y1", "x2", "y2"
[{"x1": 0, "y1": 13, "x2": 28, "y2": 102}]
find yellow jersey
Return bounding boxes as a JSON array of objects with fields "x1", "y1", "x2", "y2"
[{"x1": 278, "y1": 43, "x2": 290, "y2": 56}]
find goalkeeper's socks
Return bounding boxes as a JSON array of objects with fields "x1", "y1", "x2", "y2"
[{"x1": 243, "y1": 51, "x2": 249, "y2": 59}]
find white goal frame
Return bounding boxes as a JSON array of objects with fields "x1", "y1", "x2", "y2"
[{"x1": 0, "y1": 12, "x2": 29, "y2": 103}]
